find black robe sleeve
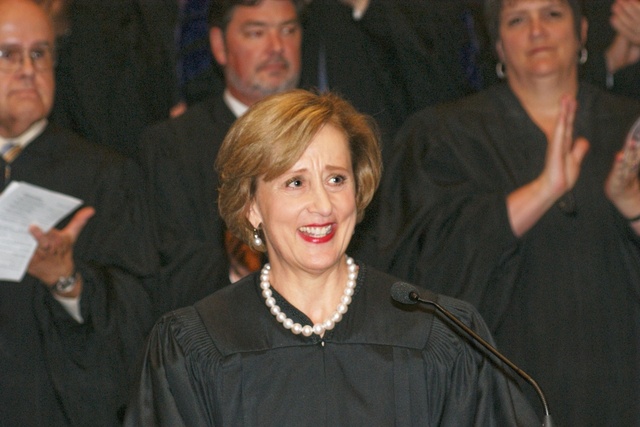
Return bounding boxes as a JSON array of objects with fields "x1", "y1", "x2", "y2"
[{"x1": 124, "y1": 308, "x2": 215, "y2": 427}]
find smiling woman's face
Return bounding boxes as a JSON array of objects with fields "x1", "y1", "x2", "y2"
[{"x1": 248, "y1": 123, "x2": 357, "y2": 276}]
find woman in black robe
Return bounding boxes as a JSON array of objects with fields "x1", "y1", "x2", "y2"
[
  {"x1": 124, "y1": 90, "x2": 539, "y2": 426},
  {"x1": 355, "y1": 0, "x2": 640, "y2": 425}
]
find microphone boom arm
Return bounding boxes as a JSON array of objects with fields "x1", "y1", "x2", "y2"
[{"x1": 409, "y1": 291, "x2": 553, "y2": 427}]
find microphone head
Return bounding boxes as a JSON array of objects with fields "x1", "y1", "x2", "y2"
[{"x1": 390, "y1": 282, "x2": 419, "y2": 305}]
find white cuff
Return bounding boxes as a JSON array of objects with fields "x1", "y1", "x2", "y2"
[{"x1": 53, "y1": 293, "x2": 84, "y2": 323}]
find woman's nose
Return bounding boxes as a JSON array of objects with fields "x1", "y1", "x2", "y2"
[{"x1": 309, "y1": 184, "x2": 332, "y2": 215}]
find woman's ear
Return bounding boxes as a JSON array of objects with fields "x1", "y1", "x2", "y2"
[
  {"x1": 247, "y1": 200, "x2": 263, "y2": 230},
  {"x1": 495, "y1": 39, "x2": 505, "y2": 63},
  {"x1": 580, "y1": 16, "x2": 588, "y2": 46}
]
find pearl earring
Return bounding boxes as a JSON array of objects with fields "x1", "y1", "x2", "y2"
[{"x1": 253, "y1": 228, "x2": 263, "y2": 247}]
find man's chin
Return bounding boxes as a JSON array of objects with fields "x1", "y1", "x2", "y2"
[
  {"x1": 255, "y1": 77, "x2": 299, "y2": 95},
  {"x1": 11, "y1": 104, "x2": 48, "y2": 122}
]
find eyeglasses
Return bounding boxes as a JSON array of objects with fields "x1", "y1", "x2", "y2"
[{"x1": 0, "y1": 44, "x2": 55, "y2": 73}]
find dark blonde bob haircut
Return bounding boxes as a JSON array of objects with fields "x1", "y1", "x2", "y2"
[{"x1": 216, "y1": 89, "x2": 382, "y2": 252}]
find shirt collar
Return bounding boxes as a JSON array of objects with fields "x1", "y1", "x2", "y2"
[
  {"x1": 0, "y1": 119, "x2": 48, "y2": 149},
  {"x1": 223, "y1": 89, "x2": 249, "y2": 118}
]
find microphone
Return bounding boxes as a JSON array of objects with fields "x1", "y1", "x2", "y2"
[{"x1": 391, "y1": 282, "x2": 553, "y2": 427}]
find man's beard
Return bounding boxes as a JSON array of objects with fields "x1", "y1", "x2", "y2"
[{"x1": 226, "y1": 62, "x2": 300, "y2": 101}]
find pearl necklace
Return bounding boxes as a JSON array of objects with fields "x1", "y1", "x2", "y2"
[{"x1": 260, "y1": 257, "x2": 358, "y2": 337}]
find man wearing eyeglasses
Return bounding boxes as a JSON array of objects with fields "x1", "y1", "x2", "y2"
[{"x1": 0, "y1": 1, "x2": 158, "y2": 425}]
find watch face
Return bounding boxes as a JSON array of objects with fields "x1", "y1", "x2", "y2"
[{"x1": 55, "y1": 274, "x2": 77, "y2": 293}]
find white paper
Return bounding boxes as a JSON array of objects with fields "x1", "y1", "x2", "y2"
[{"x1": 0, "y1": 181, "x2": 82, "y2": 282}]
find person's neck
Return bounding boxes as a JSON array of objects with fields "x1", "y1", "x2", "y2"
[
  {"x1": 508, "y1": 73, "x2": 579, "y2": 138},
  {"x1": 268, "y1": 259, "x2": 349, "y2": 324},
  {"x1": 0, "y1": 119, "x2": 47, "y2": 147}
]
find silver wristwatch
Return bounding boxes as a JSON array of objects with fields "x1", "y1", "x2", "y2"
[{"x1": 54, "y1": 272, "x2": 78, "y2": 294}]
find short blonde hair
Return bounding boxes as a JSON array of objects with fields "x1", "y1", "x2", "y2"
[{"x1": 216, "y1": 89, "x2": 382, "y2": 252}]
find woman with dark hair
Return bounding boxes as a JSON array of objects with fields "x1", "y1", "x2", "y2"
[
  {"x1": 124, "y1": 90, "x2": 538, "y2": 426},
  {"x1": 360, "y1": 0, "x2": 640, "y2": 425}
]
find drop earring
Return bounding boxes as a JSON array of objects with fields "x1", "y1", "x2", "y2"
[
  {"x1": 253, "y1": 227, "x2": 263, "y2": 248},
  {"x1": 579, "y1": 47, "x2": 588, "y2": 65},
  {"x1": 496, "y1": 61, "x2": 506, "y2": 79}
]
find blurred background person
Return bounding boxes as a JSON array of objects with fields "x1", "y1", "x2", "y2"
[
  {"x1": 582, "y1": 0, "x2": 640, "y2": 100},
  {"x1": 299, "y1": 0, "x2": 472, "y2": 143},
  {"x1": 43, "y1": 0, "x2": 182, "y2": 159},
  {"x1": 0, "y1": 1, "x2": 158, "y2": 425},
  {"x1": 125, "y1": 89, "x2": 539, "y2": 427},
  {"x1": 137, "y1": 0, "x2": 304, "y2": 317},
  {"x1": 353, "y1": 0, "x2": 640, "y2": 425}
]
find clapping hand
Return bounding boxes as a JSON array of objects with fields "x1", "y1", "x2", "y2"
[
  {"x1": 605, "y1": 122, "x2": 640, "y2": 227},
  {"x1": 606, "y1": 0, "x2": 640, "y2": 73},
  {"x1": 506, "y1": 96, "x2": 590, "y2": 237},
  {"x1": 27, "y1": 206, "x2": 95, "y2": 295},
  {"x1": 611, "y1": 0, "x2": 640, "y2": 45},
  {"x1": 540, "y1": 96, "x2": 590, "y2": 201}
]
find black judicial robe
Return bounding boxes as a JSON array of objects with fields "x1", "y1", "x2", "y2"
[
  {"x1": 302, "y1": 0, "x2": 443, "y2": 143},
  {"x1": 355, "y1": 83, "x2": 640, "y2": 426},
  {"x1": 300, "y1": 0, "x2": 472, "y2": 144},
  {"x1": 0, "y1": 124, "x2": 158, "y2": 426},
  {"x1": 51, "y1": 0, "x2": 180, "y2": 159},
  {"x1": 137, "y1": 95, "x2": 233, "y2": 317},
  {"x1": 124, "y1": 265, "x2": 539, "y2": 427}
]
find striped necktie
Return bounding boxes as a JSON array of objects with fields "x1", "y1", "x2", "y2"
[
  {"x1": 1, "y1": 140, "x2": 21, "y2": 188},
  {"x1": 1, "y1": 140, "x2": 21, "y2": 163}
]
